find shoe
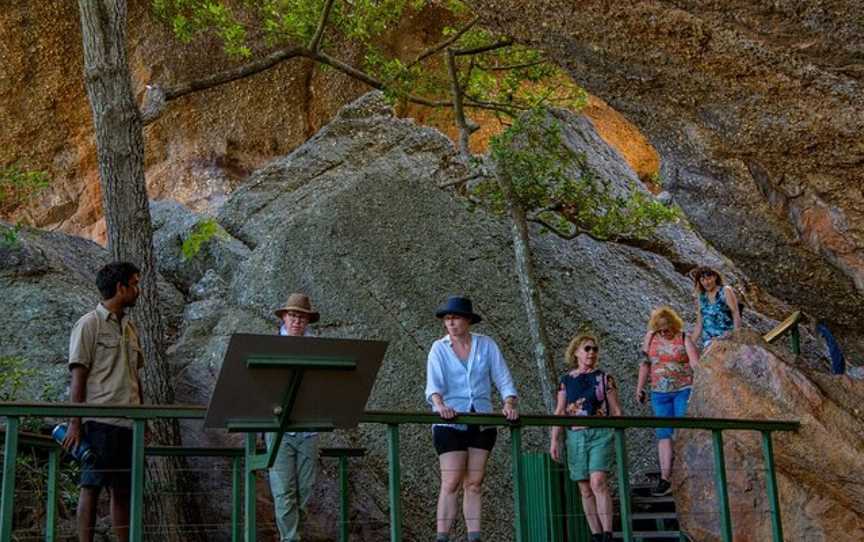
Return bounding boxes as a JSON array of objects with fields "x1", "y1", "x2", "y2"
[
  {"x1": 602, "y1": 532, "x2": 614, "y2": 542},
  {"x1": 590, "y1": 534, "x2": 603, "y2": 542},
  {"x1": 652, "y1": 477, "x2": 672, "y2": 497}
]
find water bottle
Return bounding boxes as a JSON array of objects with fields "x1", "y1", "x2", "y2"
[{"x1": 52, "y1": 423, "x2": 96, "y2": 465}]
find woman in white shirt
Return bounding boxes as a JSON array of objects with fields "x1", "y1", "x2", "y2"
[{"x1": 425, "y1": 296, "x2": 519, "y2": 542}]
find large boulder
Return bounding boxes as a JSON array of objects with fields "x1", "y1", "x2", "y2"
[
  {"x1": 0, "y1": 224, "x2": 184, "y2": 403},
  {"x1": 674, "y1": 329, "x2": 864, "y2": 541},
  {"x1": 469, "y1": 0, "x2": 864, "y2": 357},
  {"x1": 160, "y1": 92, "x2": 806, "y2": 540}
]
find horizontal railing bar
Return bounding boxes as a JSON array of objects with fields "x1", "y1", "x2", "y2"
[
  {"x1": 145, "y1": 446, "x2": 245, "y2": 457},
  {"x1": 0, "y1": 403, "x2": 206, "y2": 419},
  {"x1": 360, "y1": 411, "x2": 800, "y2": 432},
  {"x1": 0, "y1": 403, "x2": 799, "y2": 432}
]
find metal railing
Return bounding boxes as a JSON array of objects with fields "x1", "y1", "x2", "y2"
[
  {"x1": 0, "y1": 403, "x2": 798, "y2": 542},
  {"x1": 763, "y1": 310, "x2": 802, "y2": 355}
]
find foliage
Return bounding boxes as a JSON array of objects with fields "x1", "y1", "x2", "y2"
[
  {"x1": 152, "y1": 0, "x2": 585, "y2": 122},
  {"x1": 0, "y1": 356, "x2": 80, "y2": 532},
  {"x1": 471, "y1": 108, "x2": 679, "y2": 241},
  {"x1": 0, "y1": 356, "x2": 38, "y2": 402},
  {"x1": 0, "y1": 164, "x2": 50, "y2": 213},
  {"x1": 181, "y1": 218, "x2": 227, "y2": 260},
  {"x1": 1, "y1": 222, "x2": 22, "y2": 247}
]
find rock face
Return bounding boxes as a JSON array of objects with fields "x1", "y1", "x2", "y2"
[
  {"x1": 0, "y1": 0, "x2": 447, "y2": 241},
  {"x1": 1, "y1": 91, "x2": 837, "y2": 540},
  {"x1": 469, "y1": 0, "x2": 864, "y2": 356},
  {"x1": 674, "y1": 329, "x2": 864, "y2": 541},
  {"x1": 0, "y1": 224, "x2": 184, "y2": 401},
  {"x1": 156, "y1": 92, "x2": 807, "y2": 540}
]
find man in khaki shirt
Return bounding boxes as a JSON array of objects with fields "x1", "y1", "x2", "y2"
[{"x1": 63, "y1": 262, "x2": 144, "y2": 542}]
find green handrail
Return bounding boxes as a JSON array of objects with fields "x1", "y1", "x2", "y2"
[{"x1": 0, "y1": 403, "x2": 799, "y2": 541}]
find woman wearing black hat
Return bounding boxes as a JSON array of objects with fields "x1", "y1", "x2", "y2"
[{"x1": 425, "y1": 296, "x2": 518, "y2": 542}]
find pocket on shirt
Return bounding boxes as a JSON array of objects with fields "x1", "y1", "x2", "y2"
[{"x1": 96, "y1": 334, "x2": 119, "y2": 350}]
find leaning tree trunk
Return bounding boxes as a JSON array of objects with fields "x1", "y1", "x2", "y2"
[
  {"x1": 494, "y1": 165, "x2": 558, "y2": 412},
  {"x1": 77, "y1": 2, "x2": 203, "y2": 539}
]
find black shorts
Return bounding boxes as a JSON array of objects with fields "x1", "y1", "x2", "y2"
[
  {"x1": 80, "y1": 421, "x2": 133, "y2": 489},
  {"x1": 433, "y1": 425, "x2": 498, "y2": 455}
]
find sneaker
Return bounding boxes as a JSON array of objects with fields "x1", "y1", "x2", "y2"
[
  {"x1": 652, "y1": 477, "x2": 672, "y2": 497},
  {"x1": 590, "y1": 534, "x2": 603, "y2": 542}
]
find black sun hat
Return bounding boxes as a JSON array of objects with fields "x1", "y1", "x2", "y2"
[{"x1": 435, "y1": 296, "x2": 482, "y2": 324}]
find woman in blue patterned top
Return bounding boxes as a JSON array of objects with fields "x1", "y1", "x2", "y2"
[
  {"x1": 550, "y1": 333, "x2": 622, "y2": 542},
  {"x1": 425, "y1": 296, "x2": 518, "y2": 542},
  {"x1": 691, "y1": 266, "x2": 741, "y2": 348}
]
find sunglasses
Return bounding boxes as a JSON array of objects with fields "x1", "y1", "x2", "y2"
[{"x1": 583, "y1": 345, "x2": 599, "y2": 353}]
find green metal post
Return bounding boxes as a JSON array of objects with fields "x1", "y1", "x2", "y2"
[
  {"x1": 711, "y1": 430, "x2": 733, "y2": 542},
  {"x1": 387, "y1": 424, "x2": 402, "y2": 542},
  {"x1": 46, "y1": 447, "x2": 60, "y2": 542},
  {"x1": 1, "y1": 416, "x2": 20, "y2": 542},
  {"x1": 761, "y1": 432, "x2": 785, "y2": 542},
  {"x1": 130, "y1": 419, "x2": 145, "y2": 542},
  {"x1": 790, "y1": 324, "x2": 801, "y2": 355},
  {"x1": 232, "y1": 456, "x2": 241, "y2": 542},
  {"x1": 245, "y1": 433, "x2": 257, "y2": 542},
  {"x1": 510, "y1": 426, "x2": 525, "y2": 542},
  {"x1": 614, "y1": 428, "x2": 633, "y2": 542},
  {"x1": 338, "y1": 455, "x2": 349, "y2": 542}
]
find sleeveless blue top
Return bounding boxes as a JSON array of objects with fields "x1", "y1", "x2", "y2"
[{"x1": 699, "y1": 287, "x2": 734, "y2": 345}]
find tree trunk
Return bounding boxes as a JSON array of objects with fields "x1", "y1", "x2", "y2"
[
  {"x1": 77, "y1": 2, "x2": 202, "y2": 539},
  {"x1": 495, "y1": 166, "x2": 558, "y2": 412}
]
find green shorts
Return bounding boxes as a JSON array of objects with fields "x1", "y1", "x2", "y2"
[{"x1": 565, "y1": 427, "x2": 614, "y2": 481}]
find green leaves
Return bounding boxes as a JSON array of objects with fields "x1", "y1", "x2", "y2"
[
  {"x1": 181, "y1": 218, "x2": 227, "y2": 260},
  {"x1": 472, "y1": 108, "x2": 678, "y2": 241},
  {"x1": 0, "y1": 164, "x2": 50, "y2": 213}
]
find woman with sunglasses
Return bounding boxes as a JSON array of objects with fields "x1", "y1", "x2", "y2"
[
  {"x1": 550, "y1": 333, "x2": 622, "y2": 542},
  {"x1": 691, "y1": 266, "x2": 741, "y2": 348},
  {"x1": 636, "y1": 306, "x2": 698, "y2": 497}
]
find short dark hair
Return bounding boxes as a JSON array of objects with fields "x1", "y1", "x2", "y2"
[{"x1": 96, "y1": 262, "x2": 140, "y2": 299}]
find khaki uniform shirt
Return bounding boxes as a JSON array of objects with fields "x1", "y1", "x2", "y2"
[{"x1": 68, "y1": 304, "x2": 144, "y2": 427}]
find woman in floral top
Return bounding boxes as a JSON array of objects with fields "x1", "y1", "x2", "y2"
[
  {"x1": 550, "y1": 333, "x2": 622, "y2": 542},
  {"x1": 636, "y1": 306, "x2": 698, "y2": 497}
]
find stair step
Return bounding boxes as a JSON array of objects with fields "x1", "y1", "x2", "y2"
[
  {"x1": 613, "y1": 531, "x2": 682, "y2": 540},
  {"x1": 630, "y1": 512, "x2": 678, "y2": 521}
]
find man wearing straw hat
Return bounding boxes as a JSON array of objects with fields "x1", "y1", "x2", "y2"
[{"x1": 268, "y1": 293, "x2": 321, "y2": 541}]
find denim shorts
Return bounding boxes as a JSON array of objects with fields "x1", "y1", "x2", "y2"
[
  {"x1": 565, "y1": 427, "x2": 614, "y2": 481},
  {"x1": 650, "y1": 388, "x2": 692, "y2": 439}
]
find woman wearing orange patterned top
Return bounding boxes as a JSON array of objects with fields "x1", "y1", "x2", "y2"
[{"x1": 636, "y1": 306, "x2": 698, "y2": 497}]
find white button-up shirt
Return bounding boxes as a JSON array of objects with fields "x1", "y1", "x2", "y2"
[{"x1": 425, "y1": 333, "x2": 518, "y2": 427}]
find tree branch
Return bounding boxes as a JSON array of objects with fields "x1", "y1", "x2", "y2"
[
  {"x1": 313, "y1": 50, "x2": 449, "y2": 108},
  {"x1": 477, "y1": 59, "x2": 547, "y2": 71},
  {"x1": 308, "y1": 0, "x2": 337, "y2": 52},
  {"x1": 407, "y1": 15, "x2": 480, "y2": 68},
  {"x1": 446, "y1": 48, "x2": 478, "y2": 158},
  {"x1": 142, "y1": 45, "x2": 454, "y2": 125},
  {"x1": 141, "y1": 46, "x2": 304, "y2": 124},
  {"x1": 527, "y1": 216, "x2": 581, "y2": 240},
  {"x1": 453, "y1": 38, "x2": 513, "y2": 56},
  {"x1": 437, "y1": 171, "x2": 488, "y2": 188}
]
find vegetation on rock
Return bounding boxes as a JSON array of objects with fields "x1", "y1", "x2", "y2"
[
  {"x1": 180, "y1": 217, "x2": 227, "y2": 260},
  {"x1": 0, "y1": 164, "x2": 49, "y2": 214}
]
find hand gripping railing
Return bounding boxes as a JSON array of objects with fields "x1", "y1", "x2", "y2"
[{"x1": 0, "y1": 403, "x2": 798, "y2": 542}]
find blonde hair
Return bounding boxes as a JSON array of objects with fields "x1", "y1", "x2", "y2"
[
  {"x1": 565, "y1": 333, "x2": 599, "y2": 369},
  {"x1": 648, "y1": 306, "x2": 684, "y2": 334}
]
